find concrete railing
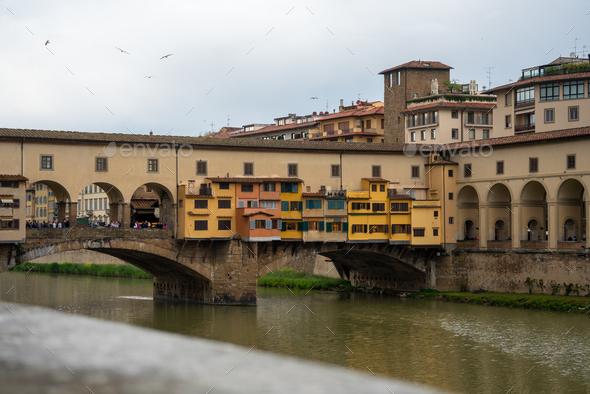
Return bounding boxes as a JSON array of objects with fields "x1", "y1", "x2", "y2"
[{"x1": 0, "y1": 301, "x2": 451, "y2": 394}]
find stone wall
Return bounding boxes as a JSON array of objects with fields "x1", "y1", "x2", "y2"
[{"x1": 459, "y1": 250, "x2": 590, "y2": 295}]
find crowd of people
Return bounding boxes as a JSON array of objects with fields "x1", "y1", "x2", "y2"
[
  {"x1": 26, "y1": 219, "x2": 168, "y2": 229},
  {"x1": 26, "y1": 219, "x2": 69, "y2": 228},
  {"x1": 131, "y1": 221, "x2": 167, "y2": 229}
]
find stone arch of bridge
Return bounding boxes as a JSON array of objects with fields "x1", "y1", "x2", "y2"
[
  {"x1": 319, "y1": 249, "x2": 426, "y2": 291},
  {"x1": 20, "y1": 238, "x2": 211, "y2": 282}
]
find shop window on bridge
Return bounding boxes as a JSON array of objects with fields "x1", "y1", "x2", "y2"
[
  {"x1": 218, "y1": 220, "x2": 231, "y2": 231},
  {"x1": 369, "y1": 225, "x2": 387, "y2": 234},
  {"x1": 413, "y1": 228, "x2": 425, "y2": 237},
  {"x1": 219, "y1": 182, "x2": 229, "y2": 190},
  {"x1": 391, "y1": 224, "x2": 408, "y2": 234},
  {"x1": 328, "y1": 200, "x2": 345, "y2": 210},
  {"x1": 390, "y1": 203, "x2": 408, "y2": 212},
  {"x1": 352, "y1": 224, "x2": 367, "y2": 234},
  {"x1": 285, "y1": 222, "x2": 297, "y2": 231},
  {"x1": 281, "y1": 182, "x2": 298, "y2": 193},
  {"x1": 305, "y1": 200, "x2": 322, "y2": 209},
  {"x1": 351, "y1": 202, "x2": 368, "y2": 210},
  {"x1": 263, "y1": 183, "x2": 276, "y2": 192},
  {"x1": 241, "y1": 184, "x2": 254, "y2": 193},
  {"x1": 218, "y1": 200, "x2": 231, "y2": 209},
  {"x1": 308, "y1": 221, "x2": 319, "y2": 231},
  {"x1": 290, "y1": 201, "x2": 302, "y2": 211},
  {"x1": 372, "y1": 203, "x2": 385, "y2": 212},
  {"x1": 194, "y1": 220, "x2": 208, "y2": 231},
  {"x1": 194, "y1": 200, "x2": 208, "y2": 209}
]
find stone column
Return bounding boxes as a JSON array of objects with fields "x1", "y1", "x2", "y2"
[
  {"x1": 479, "y1": 205, "x2": 488, "y2": 249},
  {"x1": 511, "y1": 202, "x2": 521, "y2": 249},
  {"x1": 57, "y1": 202, "x2": 67, "y2": 224},
  {"x1": 547, "y1": 201, "x2": 558, "y2": 249},
  {"x1": 68, "y1": 202, "x2": 77, "y2": 227},
  {"x1": 122, "y1": 203, "x2": 131, "y2": 228},
  {"x1": 109, "y1": 203, "x2": 119, "y2": 224}
]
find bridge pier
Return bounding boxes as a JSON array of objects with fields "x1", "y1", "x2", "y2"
[
  {"x1": 57, "y1": 202, "x2": 67, "y2": 225},
  {"x1": 68, "y1": 202, "x2": 77, "y2": 226}
]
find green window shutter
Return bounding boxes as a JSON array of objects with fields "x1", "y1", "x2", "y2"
[
  {"x1": 328, "y1": 200, "x2": 335, "y2": 209},
  {"x1": 305, "y1": 200, "x2": 311, "y2": 209},
  {"x1": 281, "y1": 221, "x2": 287, "y2": 231},
  {"x1": 299, "y1": 201, "x2": 303, "y2": 211},
  {"x1": 342, "y1": 222, "x2": 349, "y2": 232},
  {"x1": 297, "y1": 222, "x2": 303, "y2": 231},
  {"x1": 319, "y1": 221, "x2": 325, "y2": 231},
  {"x1": 339, "y1": 201, "x2": 345, "y2": 209},
  {"x1": 326, "y1": 222, "x2": 332, "y2": 232},
  {"x1": 281, "y1": 201, "x2": 289, "y2": 211},
  {"x1": 293, "y1": 184, "x2": 298, "y2": 193},
  {"x1": 303, "y1": 221, "x2": 309, "y2": 231},
  {"x1": 249, "y1": 220, "x2": 255, "y2": 230},
  {"x1": 281, "y1": 183, "x2": 285, "y2": 192}
]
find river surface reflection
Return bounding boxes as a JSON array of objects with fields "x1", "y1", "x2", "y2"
[{"x1": 1, "y1": 271, "x2": 589, "y2": 394}]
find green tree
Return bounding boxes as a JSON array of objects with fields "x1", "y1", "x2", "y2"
[{"x1": 443, "y1": 79, "x2": 462, "y2": 93}]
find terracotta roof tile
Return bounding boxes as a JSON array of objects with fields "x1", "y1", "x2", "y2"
[
  {"x1": 401, "y1": 101, "x2": 496, "y2": 114},
  {"x1": 206, "y1": 176, "x2": 303, "y2": 183},
  {"x1": 242, "y1": 211, "x2": 275, "y2": 217},
  {"x1": 379, "y1": 60, "x2": 453, "y2": 75},
  {"x1": 319, "y1": 106, "x2": 384, "y2": 121},
  {"x1": 483, "y1": 72, "x2": 590, "y2": 94},
  {"x1": 130, "y1": 199, "x2": 158, "y2": 209},
  {"x1": 302, "y1": 192, "x2": 324, "y2": 197},
  {"x1": 230, "y1": 121, "x2": 319, "y2": 137},
  {"x1": 308, "y1": 132, "x2": 381, "y2": 141},
  {"x1": 362, "y1": 178, "x2": 390, "y2": 182},
  {"x1": 0, "y1": 128, "x2": 409, "y2": 153},
  {"x1": 0, "y1": 174, "x2": 28, "y2": 181},
  {"x1": 444, "y1": 126, "x2": 590, "y2": 150}
]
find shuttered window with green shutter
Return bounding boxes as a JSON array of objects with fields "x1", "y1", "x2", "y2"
[
  {"x1": 326, "y1": 222, "x2": 332, "y2": 232},
  {"x1": 342, "y1": 222, "x2": 349, "y2": 232},
  {"x1": 281, "y1": 201, "x2": 289, "y2": 211},
  {"x1": 318, "y1": 221, "x2": 325, "y2": 231}
]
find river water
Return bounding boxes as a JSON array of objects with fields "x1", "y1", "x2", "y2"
[{"x1": 1, "y1": 271, "x2": 589, "y2": 394}]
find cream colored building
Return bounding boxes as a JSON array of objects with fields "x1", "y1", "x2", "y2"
[
  {"x1": 77, "y1": 184, "x2": 110, "y2": 224},
  {"x1": 402, "y1": 96, "x2": 496, "y2": 144},
  {"x1": 0, "y1": 175, "x2": 27, "y2": 243},
  {"x1": 485, "y1": 57, "x2": 590, "y2": 137}
]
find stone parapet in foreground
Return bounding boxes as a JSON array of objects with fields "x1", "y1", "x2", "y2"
[{"x1": 0, "y1": 301, "x2": 451, "y2": 394}]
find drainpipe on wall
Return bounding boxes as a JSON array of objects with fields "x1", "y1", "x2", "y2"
[
  {"x1": 339, "y1": 150, "x2": 344, "y2": 190},
  {"x1": 175, "y1": 145, "x2": 179, "y2": 241},
  {"x1": 21, "y1": 137, "x2": 25, "y2": 175},
  {"x1": 460, "y1": 108, "x2": 466, "y2": 142}
]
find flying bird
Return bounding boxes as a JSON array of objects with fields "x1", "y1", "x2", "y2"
[
  {"x1": 115, "y1": 47, "x2": 129, "y2": 54},
  {"x1": 310, "y1": 97, "x2": 318, "y2": 99},
  {"x1": 160, "y1": 54, "x2": 173, "y2": 59},
  {"x1": 144, "y1": 76, "x2": 155, "y2": 78},
  {"x1": 45, "y1": 40, "x2": 50, "y2": 46}
]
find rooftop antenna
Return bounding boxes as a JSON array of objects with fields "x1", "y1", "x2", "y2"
[
  {"x1": 358, "y1": 93, "x2": 362, "y2": 101},
  {"x1": 571, "y1": 38, "x2": 581, "y2": 57},
  {"x1": 325, "y1": 99, "x2": 329, "y2": 112},
  {"x1": 226, "y1": 115, "x2": 231, "y2": 127},
  {"x1": 209, "y1": 122, "x2": 215, "y2": 132},
  {"x1": 484, "y1": 67, "x2": 494, "y2": 88}
]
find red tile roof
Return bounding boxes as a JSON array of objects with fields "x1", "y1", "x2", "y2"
[
  {"x1": 302, "y1": 192, "x2": 324, "y2": 197},
  {"x1": 230, "y1": 121, "x2": 319, "y2": 137},
  {"x1": 308, "y1": 132, "x2": 381, "y2": 141},
  {"x1": 206, "y1": 177, "x2": 303, "y2": 183},
  {"x1": 444, "y1": 126, "x2": 590, "y2": 150},
  {"x1": 482, "y1": 72, "x2": 590, "y2": 94},
  {"x1": 319, "y1": 106, "x2": 384, "y2": 121},
  {"x1": 0, "y1": 128, "x2": 409, "y2": 153},
  {"x1": 379, "y1": 60, "x2": 453, "y2": 75},
  {"x1": 130, "y1": 199, "x2": 158, "y2": 209},
  {"x1": 0, "y1": 174, "x2": 28, "y2": 181},
  {"x1": 242, "y1": 211, "x2": 275, "y2": 217},
  {"x1": 401, "y1": 101, "x2": 496, "y2": 114},
  {"x1": 362, "y1": 178, "x2": 390, "y2": 182}
]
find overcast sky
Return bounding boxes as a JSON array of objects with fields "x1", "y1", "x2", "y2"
[{"x1": 2, "y1": 0, "x2": 589, "y2": 137}]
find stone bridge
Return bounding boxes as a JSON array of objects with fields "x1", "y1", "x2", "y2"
[{"x1": 1, "y1": 228, "x2": 466, "y2": 304}]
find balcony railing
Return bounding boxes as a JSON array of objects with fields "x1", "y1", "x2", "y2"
[
  {"x1": 406, "y1": 116, "x2": 438, "y2": 129},
  {"x1": 515, "y1": 123, "x2": 535, "y2": 132},
  {"x1": 515, "y1": 98, "x2": 535, "y2": 107},
  {"x1": 464, "y1": 114, "x2": 493, "y2": 125},
  {"x1": 325, "y1": 190, "x2": 347, "y2": 199}
]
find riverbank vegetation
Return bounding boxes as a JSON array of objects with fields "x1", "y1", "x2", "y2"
[
  {"x1": 410, "y1": 289, "x2": 590, "y2": 314},
  {"x1": 258, "y1": 268, "x2": 353, "y2": 290},
  {"x1": 11, "y1": 262, "x2": 152, "y2": 279}
]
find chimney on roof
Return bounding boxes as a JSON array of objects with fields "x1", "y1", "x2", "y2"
[
  {"x1": 339, "y1": 99, "x2": 344, "y2": 112},
  {"x1": 149, "y1": 130, "x2": 153, "y2": 136}
]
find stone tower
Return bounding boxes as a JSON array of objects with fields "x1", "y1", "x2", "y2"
[{"x1": 380, "y1": 60, "x2": 452, "y2": 143}]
